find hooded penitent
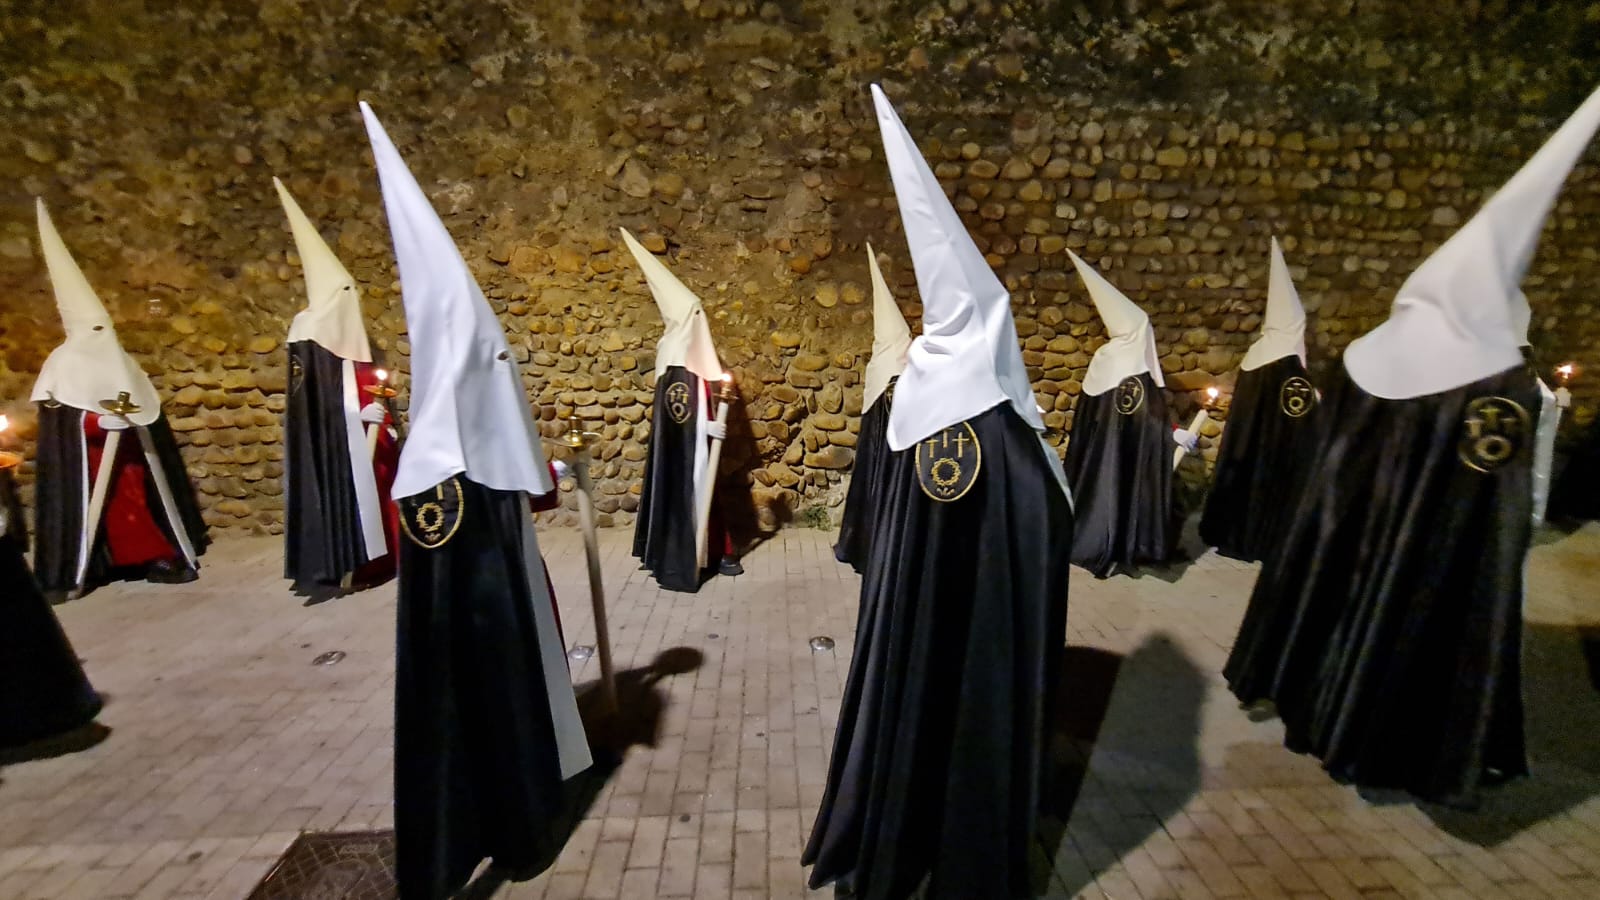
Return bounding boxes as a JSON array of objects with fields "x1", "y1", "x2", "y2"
[
  {"x1": 29, "y1": 200, "x2": 207, "y2": 598},
  {"x1": 622, "y1": 227, "x2": 733, "y2": 592},
  {"x1": 834, "y1": 244, "x2": 912, "y2": 571},
  {"x1": 274, "y1": 178, "x2": 395, "y2": 590},
  {"x1": 0, "y1": 457, "x2": 102, "y2": 747},
  {"x1": 361, "y1": 101, "x2": 590, "y2": 900},
  {"x1": 1225, "y1": 83, "x2": 1600, "y2": 804},
  {"x1": 1061, "y1": 250, "x2": 1173, "y2": 578},
  {"x1": 1199, "y1": 238, "x2": 1320, "y2": 561},
  {"x1": 803, "y1": 84, "x2": 1073, "y2": 900}
]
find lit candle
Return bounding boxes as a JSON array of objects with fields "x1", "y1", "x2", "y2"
[
  {"x1": 0, "y1": 414, "x2": 20, "y2": 471},
  {"x1": 1555, "y1": 363, "x2": 1575, "y2": 409},
  {"x1": 1174, "y1": 387, "x2": 1216, "y2": 471},
  {"x1": 375, "y1": 368, "x2": 389, "y2": 383}
]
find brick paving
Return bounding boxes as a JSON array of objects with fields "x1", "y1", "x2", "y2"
[{"x1": 1, "y1": 518, "x2": 1598, "y2": 899}]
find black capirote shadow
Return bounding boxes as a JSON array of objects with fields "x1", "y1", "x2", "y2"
[
  {"x1": 459, "y1": 647, "x2": 707, "y2": 895},
  {"x1": 1034, "y1": 633, "x2": 1206, "y2": 896},
  {"x1": 1416, "y1": 622, "x2": 1600, "y2": 845}
]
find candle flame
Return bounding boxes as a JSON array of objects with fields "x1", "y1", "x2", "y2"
[
  {"x1": 375, "y1": 368, "x2": 389, "y2": 383},
  {"x1": 720, "y1": 372, "x2": 733, "y2": 383},
  {"x1": 1205, "y1": 387, "x2": 1219, "y2": 401},
  {"x1": 1557, "y1": 363, "x2": 1575, "y2": 379},
  {"x1": 0, "y1": 414, "x2": 8, "y2": 434}
]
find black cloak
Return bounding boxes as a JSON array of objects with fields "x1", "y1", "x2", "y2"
[
  {"x1": 1549, "y1": 413, "x2": 1600, "y2": 522},
  {"x1": 803, "y1": 403, "x2": 1073, "y2": 900},
  {"x1": 834, "y1": 381, "x2": 895, "y2": 571},
  {"x1": 1063, "y1": 372, "x2": 1173, "y2": 577},
  {"x1": 284, "y1": 341, "x2": 383, "y2": 586},
  {"x1": 1198, "y1": 355, "x2": 1320, "y2": 561},
  {"x1": 632, "y1": 365, "x2": 705, "y2": 592},
  {"x1": 395, "y1": 475, "x2": 590, "y2": 900},
  {"x1": 32, "y1": 403, "x2": 208, "y2": 596},
  {"x1": 0, "y1": 468, "x2": 102, "y2": 747},
  {"x1": 1224, "y1": 364, "x2": 1536, "y2": 803}
]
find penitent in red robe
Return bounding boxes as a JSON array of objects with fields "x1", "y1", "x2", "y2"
[{"x1": 84, "y1": 413, "x2": 181, "y2": 568}]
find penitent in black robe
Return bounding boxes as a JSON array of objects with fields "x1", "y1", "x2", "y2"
[
  {"x1": 1225, "y1": 364, "x2": 1536, "y2": 803},
  {"x1": 0, "y1": 469, "x2": 102, "y2": 747},
  {"x1": 1064, "y1": 372, "x2": 1172, "y2": 578},
  {"x1": 1198, "y1": 356, "x2": 1320, "y2": 562},
  {"x1": 284, "y1": 341, "x2": 383, "y2": 587},
  {"x1": 633, "y1": 365, "x2": 705, "y2": 592},
  {"x1": 395, "y1": 475, "x2": 591, "y2": 900},
  {"x1": 834, "y1": 381, "x2": 895, "y2": 572},
  {"x1": 32, "y1": 403, "x2": 208, "y2": 596},
  {"x1": 1549, "y1": 415, "x2": 1600, "y2": 522},
  {"x1": 804, "y1": 403, "x2": 1073, "y2": 900}
]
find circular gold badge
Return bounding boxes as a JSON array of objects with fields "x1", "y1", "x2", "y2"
[
  {"x1": 1114, "y1": 376, "x2": 1145, "y2": 415},
  {"x1": 399, "y1": 477, "x2": 466, "y2": 548},
  {"x1": 1280, "y1": 376, "x2": 1316, "y2": 418},
  {"x1": 1458, "y1": 396, "x2": 1530, "y2": 474},
  {"x1": 665, "y1": 380, "x2": 693, "y2": 425},
  {"x1": 916, "y1": 421, "x2": 982, "y2": 502}
]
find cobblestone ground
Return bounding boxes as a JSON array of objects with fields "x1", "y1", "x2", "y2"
[{"x1": 1, "y1": 519, "x2": 1597, "y2": 900}]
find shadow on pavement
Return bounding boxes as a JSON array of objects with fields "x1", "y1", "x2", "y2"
[
  {"x1": 1422, "y1": 622, "x2": 1600, "y2": 845},
  {"x1": 1035, "y1": 633, "x2": 1206, "y2": 895},
  {"x1": 459, "y1": 646, "x2": 706, "y2": 896}
]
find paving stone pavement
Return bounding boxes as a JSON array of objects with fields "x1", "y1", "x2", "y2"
[{"x1": 1, "y1": 518, "x2": 1598, "y2": 900}]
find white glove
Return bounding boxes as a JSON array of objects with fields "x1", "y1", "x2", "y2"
[
  {"x1": 1172, "y1": 428, "x2": 1199, "y2": 453},
  {"x1": 706, "y1": 420, "x2": 728, "y2": 441},
  {"x1": 98, "y1": 415, "x2": 131, "y2": 431},
  {"x1": 359, "y1": 402, "x2": 386, "y2": 425},
  {"x1": 551, "y1": 459, "x2": 572, "y2": 482}
]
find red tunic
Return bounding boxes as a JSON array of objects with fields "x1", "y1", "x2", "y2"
[
  {"x1": 84, "y1": 414, "x2": 179, "y2": 568},
  {"x1": 351, "y1": 362, "x2": 401, "y2": 585}
]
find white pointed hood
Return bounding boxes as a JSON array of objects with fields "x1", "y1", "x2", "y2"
[
  {"x1": 1068, "y1": 250, "x2": 1165, "y2": 396},
  {"x1": 618, "y1": 229, "x2": 722, "y2": 382},
  {"x1": 863, "y1": 243, "x2": 912, "y2": 410},
  {"x1": 274, "y1": 177, "x2": 373, "y2": 362},
  {"x1": 1240, "y1": 237, "x2": 1307, "y2": 371},
  {"x1": 871, "y1": 84, "x2": 1045, "y2": 450},
  {"x1": 361, "y1": 102, "x2": 552, "y2": 500},
  {"x1": 29, "y1": 200, "x2": 162, "y2": 426},
  {"x1": 1346, "y1": 84, "x2": 1600, "y2": 399}
]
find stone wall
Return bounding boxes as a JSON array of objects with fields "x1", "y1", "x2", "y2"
[{"x1": 2, "y1": 0, "x2": 1600, "y2": 536}]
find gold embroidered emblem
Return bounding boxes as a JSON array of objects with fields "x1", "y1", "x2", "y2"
[
  {"x1": 289, "y1": 356, "x2": 305, "y2": 395},
  {"x1": 1280, "y1": 376, "x2": 1316, "y2": 418},
  {"x1": 665, "y1": 380, "x2": 693, "y2": 425},
  {"x1": 916, "y1": 422, "x2": 982, "y2": 502},
  {"x1": 1458, "y1": 396, "x2": 1530, "y2": 473},
  {"x1": 399, "y1": 477, "x2": 466, "y2": 548},
  {"x1": 1114, "y1": 376, "x2": 1145, "y2": 415}
]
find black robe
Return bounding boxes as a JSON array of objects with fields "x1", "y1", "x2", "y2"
[
  {"x1": 32, "y1": 403, "x2": 208, "y2": 595},
  {"x1": 284, "y1": 341, "x2": 382, "y2": 586},
  {"x1": 1549, "y1": 414, "x2": 1600, "y2": 522},
  {"x1": 834, "y1": 383, "x2": 894, "y2": 571},
  {"x1": 395, "y1": 475, "x2": 590, "y2": 900},
  {"x1": 1225, "y1": 364, "x2": 1535, "y2": 803},
  {"x1": 633, "y1": 365, "x2": 705, "y2": 592},
  {"x1": 0, "y1": 469, "x2": 102, "y2": 747},
  {"x1": 804, "y1": 404, "x2": 1073, "y2": 900},
  {"x1": 1063, "y1": 372, "x2": 1172, "y2": 578},
  {"x1": 1199, "y1": 356, "x2": 1320, "y2": 562}
]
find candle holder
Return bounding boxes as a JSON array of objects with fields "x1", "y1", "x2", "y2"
[
  {"x1": 562, "y1": 415, "x2": 601, "y2": 450},
  {"x1": 100, "y1": 391, "x2": 142, "y2": 418},
  {"x1": 365, "y1": 368, "x2": 399, "y2": 401},
  {"x1": 715, "y1": 372, "x2": 737, "y2": 405}
]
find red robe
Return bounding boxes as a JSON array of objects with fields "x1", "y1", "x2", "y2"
[
  {"x1": 84, "y1": 414, "x2": 180, "y2": 568},
  {"x1": 351, "y1": 362, "x2": 402, "y2": 585}
]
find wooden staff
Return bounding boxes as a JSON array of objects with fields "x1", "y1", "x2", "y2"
[
  {"x1": 562, "y1": 415, "x2": 617, "y2": 713},
  {"x1": 695, "y1": 373, "x2": 734, "y2": 570},
  {"x1": 76, "y1": 391, "x2": 141, "y2": 596}
]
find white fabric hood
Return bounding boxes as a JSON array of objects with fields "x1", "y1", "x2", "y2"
[
  {"x1": 274, "y1": 177, "x2": 373, "y2": 362},
  {"x1": 29, "y1": 199, "x2": 162, "y2": 426},
  {"x1": 1240, "y1": 237, "x2": 1307, "y2": 371},
  {"x1": 618, "y1": 228, "x2": 722, "y2": 382},
  {"x1": 361, "y1": 101, "x2": 553, "y2": 500},
  {"x1": 870, "y1": 84, "x2": 1047, "y2": 451},
  {"x1": 1345, "y1": 84, "x2": 1600, "y2": 399},
  {"x1": 862, "y1": 243, "x2": 912, "y2": 410},
  {"x1": 1068, "y1": 250, "x2": 1165, "y2": 396}
]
